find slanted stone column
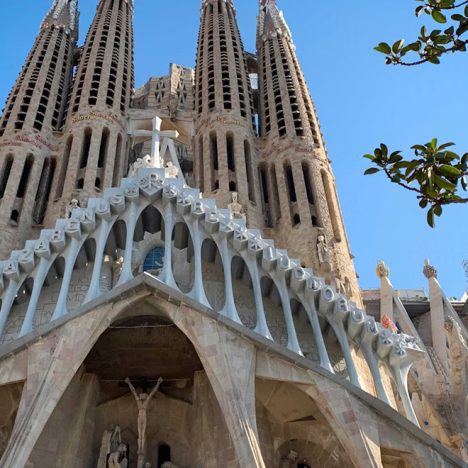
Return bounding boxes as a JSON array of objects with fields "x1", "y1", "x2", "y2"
[
  {"x1": 171, "y1": 303, "x2": 266, "y2": 468},
  {"x1": 424, "y1": 260, "x2": 449, "y2": 372},
  {"x1": 0, "y1": 293, "x2": 149, "y2": 468},
  {"x1": 376, "y1": 261, "x2": 394, "y2": 322}
]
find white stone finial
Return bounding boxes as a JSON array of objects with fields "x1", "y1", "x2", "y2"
[
  {"x1": 423, "y1": 259, "x2": 437, "y2": 279},
  {"x1": 376, "y1": 260, "x2": 389, "y2": 279}
]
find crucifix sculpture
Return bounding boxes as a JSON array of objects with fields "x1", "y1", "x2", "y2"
[{"x1": 125, "y1": 377, "x2": 163, "y2": 468}]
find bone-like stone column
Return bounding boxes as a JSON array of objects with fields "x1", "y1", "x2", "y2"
[
  {"x1": 172, "y1": 304, "x2": 266, "y2": 468},
  {"x1": 0, "y1": 294, "x2": 149, "y2": 468}
]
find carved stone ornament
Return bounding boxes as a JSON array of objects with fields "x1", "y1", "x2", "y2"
[
  {"x1": 317, "y1": 235, "x2": 331, "y2": 266},
  {"x1": 376, "y1": 260, "x2": 389, "y2": 279},
  {"x1": 423, "y1": 259, "x2": 437, "y2": 279},
  {"x1": 228, "y1": 192, "x2": 246, "y2": 221}
]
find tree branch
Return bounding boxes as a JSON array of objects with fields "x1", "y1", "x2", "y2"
[{"x1": 426, "y1": 0, "x2": 468, "y2": 10}]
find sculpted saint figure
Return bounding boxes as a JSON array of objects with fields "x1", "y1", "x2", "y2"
[
  {"x1": 125, "y1": 377, "x2": 163, "y2": 457},
  {"x1": 66, "y1": 198, "x2": 80, "y2": 218},
  {"x1": 228, "y1": 192, "x2": 246, "y2": 221},
  {"x1": 317, "y1": 235, "x2": 331, "y2": 266},
  {"x1": 108, "y1": 443, "x2": 128, "y2": 468},
  {"x1": 97, "y1": 425, "x2": 122, "y2": 467},
  {"x1": 165, "y1": 161, "x2": 179, "y2": 178}
]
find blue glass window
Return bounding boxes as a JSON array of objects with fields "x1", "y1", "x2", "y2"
[{"x1": 143, "y1": 247, "x2": 165, "y2": 272}]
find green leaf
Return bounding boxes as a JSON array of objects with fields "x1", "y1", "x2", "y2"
[
  {"x1": 432, "y1": 10, "x2": 447, "y2": 23},
  {"x1": 363, "y1": 154, "x2": 375, "y2": 160},
  {"x1": 434, "y1": 174, "x2": 456, "y2": 191},
  {"x1": 364, "y1": 168, "x2": 380, "y2": 176},
  {"x1": 434, "y1": 205, "x2": 443, "y2": 217},
  {"x1": 375, "y1": 43, "x2": 391, "y2": 54},
  {"x1": 439, "y1": 164, "x2": 462, "y2": 178},
  {"x1": 419, "y1": 199, "x2": 428, "y2": 209},
  {"x1": 427, "y1": 208, "x2": 435, "y2": 228},
  {"x1": 465, "y1": 5, "x2": 468, "y2": 16},
  {"x1": 392, "y1": 39, "x2": 405, "y2": 54}
]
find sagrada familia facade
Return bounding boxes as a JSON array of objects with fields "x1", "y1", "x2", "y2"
[{"x1": 0, "y1": 0, "x2": 466, "y2": 467}]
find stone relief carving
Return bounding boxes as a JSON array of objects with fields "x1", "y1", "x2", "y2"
[
  {"x1": 66, "y1": 198, "x2": 80, "y2": 219},
  {"x1": 317, "y1": 235, "x2": 331, "y2": 270},
  {"x1": 97, "y1": 425, "x2": 123, "y2": 468},
  {"x1": 108, "y1": 444, "x2": 129, "y2": 468},
  {"x1": 228, "y1": 192, "x2": 246, "y2": 221},
  {"x1": 165, "y1": 161, "x2": 179, "y2": 179},
  {"x1": 126, "y1": 377, "x2": 163, "y2": 468}
]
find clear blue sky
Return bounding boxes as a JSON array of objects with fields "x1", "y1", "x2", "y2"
[{"x1": 1, "y1": 0, "x2": 467, "y2": 297}]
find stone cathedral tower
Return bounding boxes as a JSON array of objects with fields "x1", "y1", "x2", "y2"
[
  {"x1": 0, "y1": 0, "x2": 78, "y2": 257},
  {"x1": 256, "y1": 0, "x2": 360, "y2": 300},
  {"x1": 0, "y1": 1, "x2": 465, "y2": 467},
  {"x1": 45, "y1": 0, "x2": 135, "y2": 224},
  {"x1": 194, "y1": 0, "x2": 262, "y2": 225}
]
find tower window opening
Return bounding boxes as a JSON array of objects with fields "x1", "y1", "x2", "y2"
[
  {"x1": 227, "y1": 133, "x2": 235, "y2": 171},
  {"x1": 270, "y1": 164, "x2": 280, "y2": 226},
  {"x1": 259, "y1": 164, "x2": 273, "y2": 228},
  {"x1": 284, "y1": 164, "x2": 297, "y2": 203},
  {"x1": 198, "y1": 136, "x2": 205, "y2": 192},
  {"x1": 56, "y1": 136, "x2": 72, "y2": 198},
  {"x1": 244, "y1": 141, "x2": 255, "y2": 203},
  {"x1": 80, "y1": 128, "x2": 92, "y2": 169},
  {"x1": 33, "y1": 158, "x2": 56, "y2": 225},
  {"x1": 210, "y1": 132, "x2": 218, "y2": 191},
  {"x1": 98, "y1": 127, "x2": 109, "y2": 168},
  {"x1": 302, "y1": 162, "x2": 315, "y2": 205},
  {"x1": 321, "y1": 170, "x2": 342, "y2": 242},
  {"x1": 17, "y1": 155, "x2": 34, "y2": 199},
  {"x1": 112, "y1": 134, "x2": 123, "y2": 187},
  {"x1": 0, "y1": 155, "x2": 14, "y2": 199}
]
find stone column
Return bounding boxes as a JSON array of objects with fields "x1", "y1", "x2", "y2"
[{"x1": 171, "y1": 304, "x2": 266, "y2": 467}]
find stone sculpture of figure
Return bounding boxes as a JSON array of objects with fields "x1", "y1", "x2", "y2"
[
  {"x1": 66, "y1": 198, "x2": 80, "y2": 218},
  {"x1": 97, "y1": 426, "x2": 122, "y2": 468},
  {"x1": 317, "y1": 235, "x2": 331, "y2": 267},
  {"x1": 125, "y1": 377, "x2": 163, "y2": 459},
  {"x1": 165, "y1": 161, "x2": 179, "y2": 178},
  {"x1": 228, "y1": 192, "x2": 246, "y2": 221},
  {"x1": 108, "y1": 443, "x2": 128, "y2": 468},
  {"x1": 376, "y1": 260, "x2": 390, "y2": 279},
  {"x1": 130, "y1": 154, "x2": 158, "y2": 176}
]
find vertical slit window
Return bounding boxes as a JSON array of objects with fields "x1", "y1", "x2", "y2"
[
  {"x1": 33, "y1": 158, "x2": 56, "y2": 225},
  {"x1": 284, "y1": 164, "x2": 297, "y2": 203},
  {"x1": 321, "y1": 170, "x2": 342, "y2": 242},
  {"x1": 244, "y1": 141, "x2": 255, "y2": 203},
  {"x1": 210, "y1": 132, "x2": 218, "y2": 191},
  {"x1": 98, "y1": 127, "x2": 109, "y2": 168},
  {"x1": 302, "y1": 162, "x2": 315, "y2": 205},
  {"x1": 57, "y1": 136, "x2": 72, "y2": 198},
  {"x1": 80, "y1": 128, "x2": 92, "y2": 169},
  {"x1": 0, "y1": 155, "x2": 14, "y2": 199},
  {"x1": 259, "y1": 164, "x2": 272, "y2": 228},
  {"x1": 112, "y1": 134, "x2": 123, "y2": 187},
  {"x1": 17, "y1": 155, "x2": 34, "y2": 199},
  {"x1": 198, "y1": 136, "x2": 204, "y2": 192},
  {"x1": 270, "y1": 164, "x2": 280, "y2": 226},
  {"x1": 227, "y1": 133, "x2": 235, "y2": 171}
]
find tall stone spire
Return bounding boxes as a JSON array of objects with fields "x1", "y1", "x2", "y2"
[
  {"x1": 45, "y1": 0, "x2": 135, "y2": 223},
  {"x1": 0, "y1": 0, "x2": 79, "y2": 257},
  {"x1": 194, "y1": 0, "x2": 262, "y2": 225},
  {"x1": 256, "y1": 0, "x2": 361, "y2": 301},
  {"x1": 42, "y1": 0, "x2": 79, "y2": 38}
]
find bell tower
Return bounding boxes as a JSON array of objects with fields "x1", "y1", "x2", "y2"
[
  {"x1": 256, "y1": 0, "x2": 360, "y2": 301},
  {"x1": 45, "y1": 0, "x2": 135, "y2": 224},
  {"x1": 0, "y1": 0, "x2": 78, "y2": 257},
  {"x1": 194, "y1": 0, "x2": 262, "y2": 226}
]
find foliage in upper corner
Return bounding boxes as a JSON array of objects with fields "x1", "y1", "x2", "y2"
[
  {"x1": 375, "y1": 0, "x2": 468, "y2": 65},
  {"x1": 364, "y1": 140, "x2": 468, "y2": 227}
]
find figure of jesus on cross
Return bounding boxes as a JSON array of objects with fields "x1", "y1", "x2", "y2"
[{"x1": 125, "y1": 377, "x2": 163, "y2": 467}]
